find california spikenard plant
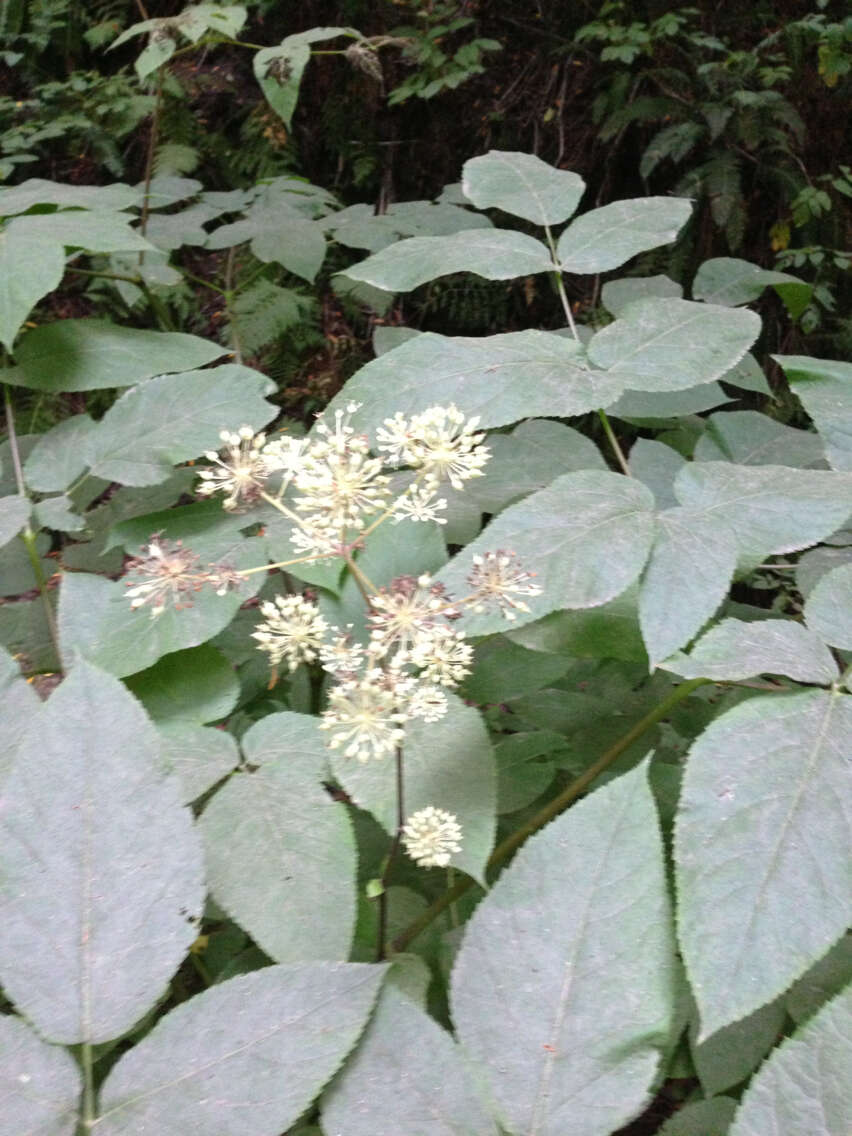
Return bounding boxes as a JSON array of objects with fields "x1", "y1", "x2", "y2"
[{"x1": 0, "y1": 145, "x2": 851, "y2": 1136}]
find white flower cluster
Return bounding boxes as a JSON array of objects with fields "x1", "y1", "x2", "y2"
[
  {"x1": 402, "y1": 806, "x2": 462, "y2": 868},
  {"x1": 195, "y1": 401, "x2": 490, "y2": 554}
]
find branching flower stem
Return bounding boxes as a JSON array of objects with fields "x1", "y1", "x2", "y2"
[
  {"x1": 389, "y1": 676, "x2": 710, "y2": 954},
  {"x1": 376, "y1": 745, "x2": 406, "y2": 962}
]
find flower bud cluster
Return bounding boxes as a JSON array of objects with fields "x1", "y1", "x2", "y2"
[{"x1": 123, "y1": 537, "x2": 242, "y2": 619}]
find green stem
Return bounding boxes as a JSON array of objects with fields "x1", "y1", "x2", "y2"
[
  {"x1": 598, "y1": 408, "x2": 631, "y2": 477},
  {"x1": 544, "y1": 224, "x2": 579, "y2": 341},
  {"x1": 343, "y1": 549, "x2": 377, "y2": 605},
  {"x1": 138, "y1": 68, "x2": 163, "y2": 265},
  {"x1": 390, "y1": 677, "x2": 709, "y2": 954},
  {"x1": 224, "y1": 247, "x2": 242, "y2": 364},
  {"x1": 376, "y1": 745, "x2": 405, "y2": 962},
  {"x1": 3, "y1": 386, "x2": 62, "y2": 667},
  {"x1": 66, "y1": 266, "x2": 144, "y2": 285},
  {"x1": 180, "y1": 268, "x2": 227, "y2": 296},
  {"x1": 79, "y1": 1041, "x2": 95, "y2": 1131}
]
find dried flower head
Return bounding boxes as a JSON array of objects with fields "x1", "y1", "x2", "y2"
[
  {"x1": 197, "y1": 426, "x2": 269, "y2": 511},
  {"x1": 320, "y1": 667, "x2": 411, "y2": 761},
  {"x1": 252, "y1": 594, "x2": 328, "y2": 672},
  {"x1": 367, "y1": 574, "x2": 458, "y2": 657},
  {"x1": 123, "y1": 536, "x2": 238, "y2": 618},
  {"x1": 402, "y1": 806, "x2": 462, "y2": 868},
  {"x1": 468, "y1": 550, "x2": 542, "y2": 620}
]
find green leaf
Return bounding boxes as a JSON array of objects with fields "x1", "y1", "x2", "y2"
[
  {"x1": 322, "y1": 984, "x2": 499, "y2": 1136},
  {"x1": 663, "y1": 618, "x2": 839, "y2": 684},
  {"x1": 797, "y1": 546, "x2": 852, "y2": 602},
  {"x1": 125, "y1": 644, "x2": 240, "y2": 725},
  {"x1": 201, "y1": 712, "x2": 355, "y2": 964},
  {"x1": 341, "y1": 229, "x2": 553, "y2": 292},
  {"x1": 609, "y1": 382, "x2": 730, "y2": 420},
  {"x1": 639, "y1": 509, "x2": 737, "y2": 667},
  {"x1": 135, "y1": 34, "x2": 177, "y2": 79},
  {"x1": 464, "y1": 636, "x2": 570, "y2": 703},
  {"x1": 0, "y1": 646, "x2": 41, "y2": 783},
  {"x1": 557, "y1": 197, "x2": 692, "y2": 274},
  {"x1": 0, "y1": 179, "x2": 140, "y2": 215},
  {"x1": 158, "y1": 723, "x2": 239, "y2": 804},
  {"x1": 0, "y1": 1014, "x2": 82, "y2": 1136},
  {"x1": 8, "y1": 320, "x2": 227, "y2": 392},
  {"x1": 251, "y1": 218, "x2": 327, "y2": 282},
  {"x1": 508, "y1": 587, "x2": 648, "y2": 663},
  {"x1": 675, "y1": 690, "x2": 852, "y2": 1039},
  {"x1": 776, "y1": 355, "x2": 852, "y2": 472},
  {"x1": 23, "y1": 414, "x2": 100, "y2": 492},
  {"x1": 673, "y1": 463, "x2": 852, "y2": 559},
  {"x1": 95, "y1": 962, "x2": 386, "y2": 1136},
  {"x1": 451, "y1": 761, "x2": 676, "y2": 1136},
  {"x1": 657, "y1": 1097, "x2": 737, "y2": 1136},
  {"x1": 693, "y1": 257, "x2": 811, "y2": 319},
  {"x1": 804, "y1": 563, "x2": 852, "y2": 650},
  {"x1": 494, "y1": 731, "x2": 563, "y2": 814},
  {"x1": 461, "y1": 149, "x2": 585, "y2": 226},
  {"x1": 9, "y1": 210, "x2": 154, "y2": 254},
  {"x1": 81, "y1": 364, "x2": 277, "y2": 486},
  {"x1": 786, "y1": 935, "x2": 852, "y2": 1025},
  {"x1": 690, "y1": 996, "x2": 787, "y2": 1096},
  {"x1": 58, "y1": 541, "x2": 264, "y2": 678},
  {"x1": 720, "y1": 352, "x2": 771, "y2": 395},
  {"x1": 694, "y1": 411, "x2": 825, "y2": 468},
  {"x1": 728, "y1": 984, "x2": 852, "y2": 1136},
  {"x1": 601, "y1": 274, "x2": 683, "y2": 316},
  {"x1": 587, "y1": 299, "x2": 760, "y2": 392},
  {"x1": 332, "y1": 694, "x2": 496, "y2": 884},
  {"x1": 439, "y1": 470, "x2": 656, "y2": 637},
  {"x1": 253, "y1": 40, "x2": 311, "y2": 128},
  {"x1": 467, "y1": 419, "x2": 606, "y2": 514},
  {"x1": 0, "y1": 494, "x2": 30, "y2": 549},
  {"x1": 33, "y1": 494, "x2": 84, "y2": 532},
  {"x1": 0, "y1": 227, "x2": 65, "y2": 351},
  {"x1": 333, "y1": 332, "x2": 625, "y2": 432},
  {"x1": 0, "y1": 659, "x2": 204, "y2": 1043},
  {"x1": 629, "y1": 439, "x2": 685, "y2": 509}
]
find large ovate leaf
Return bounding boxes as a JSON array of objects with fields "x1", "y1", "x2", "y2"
[
  {"x1": 609, "y1": 381, "x2": 730, "y2": 421},
  {"x1": 158, "y1": 723, "x2": 239, "y2": 804},
  {"x1": 341, "y1": 229, "x2": 553, "y2": 292},
  {"x1": 587, "y1": 299, "x2": 760, "y2": 392},
  {"x1": 728, "y1": 984, "x2": 852, "y2": 1136},
  {"x1": 557, "y1": 197, "x2": 692, "y2": 273},
  {"x1": 7, "y1": 319, "x2": 227, "y2": 392},
  {"x1": 9, "y1": 210, "x2": 154, "y2": 254},
  {"x1": 657, "y1": 1097, "x2": 737, "y2": 1136},
  {"x1": 786, "y1": 935, "x2": 852, "y2": 1025},
  {"x1": 451, "y1": 761, "x2": 676, "y2": 1136},
  {"x1": 693, "y1": 257, "x2": 811, "y2": 319},
  {"x1": 0, "y1": 179, "x2": 141, "y2": 215},
  {"x1": 0, "y1": 646, "x2": 41, "y2": 782},
  {"x1": 629, "y1": 440, "x2": 685, "y2": 510},
  {"x1": 673, "y1": 462, "x2": 852, "y2": 559},
  {"x1": 639, "y1": 509, "x2": 738, "y2": 667},
  {"x1": 95, "y1": 962, "x2": 386, "y2": 1136},
  {"x1": 322, "y1": 984, "x2": 498, "y2": 1136},
  {"x1": 0, "y1": 659, "x2": 204, "y2": 1044},
  {"x1": 690, "y1": 996, "x2": 787, "y2": 1097},
  {"x1": 81, "y1": 364, "x2": 276, "y2": 485},
  {"x1": 675, "y1": 689, "x2": 852, "y2": 1039},
  {"x1": 0, "y1": 494, "x2": 30, "y2": 549},
  {"x1": 776, "y1": 355, "x2": 852, "y2": 471},
  {"x1": 601, "y1": 274, "x2": 683, "y2": 316},
  {"x1": 663, "y1": 618, "x2": 838, "y2": 684},
  {"x1": 125, "y1": 643, "x2": 240, "y2": 724},
  {"x1": 804, "y1": 562, "x2": 852, "y2": 650},
  {"x1": 0, "y1": 1014, "x2": 81, "y2": 1136},
  {"x1": 332, "y1": 694, "x2": 495, "y2": 885},
  {"x1": 201, "y1": 713, "x2": 356, "y2": 964},
  {"x1": 693, "y1": 410, "x2": 825, "y2": 468},
  {"x1": 461, "y1": 149, "x2": 585, "y2": 226},
  {"x1": 0, "y1": 227, "x2": 65, "y2": 351},
  {"x1": 252, "y1": 217, "x2": 327, "y2": 282},
  {"x1": 23, "y1": 414, "x2": 100, "y2": 492},
  {"x1": 332, "y1": 331, "x2": 625, "y2": 433},
  {"x1": 439, "y1": 470, "x2": 656, "y2": 637},
  {"x1": 253, "y1": 39, "x2": 310, "y2": 127}
]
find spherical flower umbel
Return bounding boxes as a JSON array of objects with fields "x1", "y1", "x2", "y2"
[
  {"x1": 367, "y1": 574, "x2": 458, "y2": 658},
  {"x1": 377, "y1": 404, "x2": 490, "y2": 490},
  {"x1": 320, "y1": 668, "x2": 411, "y2": 761},
  {"x1": 407, "y1": 684, "x2": 449, "y2": 723},
  {"x1": 402, "y1": 806, "x2": 462, "y2": 868},
  {"x1": 410, "y1": 625, "x2": 473, "y2": 687},
  {"x1": 467, "y1": 549, "x2": 542, "y2": 620},
  {"x1": 252, "y1": 594, "x2": 328, "y2": 672},
  {"x1": 197, "y1": 426, "x2": 270, "y2": 511}
]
